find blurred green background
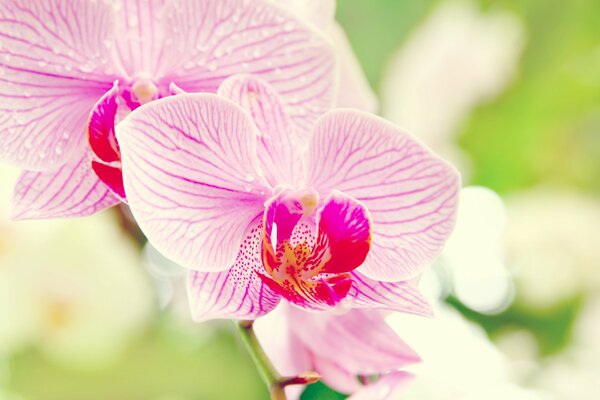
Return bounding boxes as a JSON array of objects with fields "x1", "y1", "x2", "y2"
[{"x1": 1, "y1": 0, "x2": 599, "y2": 399}]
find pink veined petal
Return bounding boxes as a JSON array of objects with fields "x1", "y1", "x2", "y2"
[
  {"x1": 289, "y1": 308, "x2": 420, "y2": 375},
  {"x1": 328, "y1": 23, "x2": 378, "y2": 113},
  {"x1": 160, "y1": 0, "x2": 337, "y2": 137},
  {"x1": 311, "y1": 356, "x2": 362, "y2": 394},
  {"x1": 110, "y1": 0, "x2": 168, "y2": 79},
  {"x1": 306, "y1": 110, "x2": 461, "y2": 281},
  {"x1": 347, "y1": 371, "x2": 414, "y2": 400},
  {"x1": 0, "y1": 0, "x2": 117, "y2": 170},
  {"x1": 117, "y1": 93, "x2": 270, "y2": 271},
  {"x1": 187, "y1": 219, "x2": 281, "y2": 321},
  {"x1": 12, "y1": 151, "x2": 119, "y2": 220},
  {"x1": 348, "y1": 272, "x2": 433, "y2": 317},
  {"x1": 218, "y1": 74, "x2": 304, "y2": 187}
]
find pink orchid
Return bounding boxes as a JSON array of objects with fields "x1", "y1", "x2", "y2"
[
  {"x1": 116, "y1": 74, "x2": 460, "y2": 316},
  {"x1": 0, "y1": 0, "x2": 336, "y2": 219},
  {"x1": 254, "y1": 305, "x2": 415, "y2": 400}
]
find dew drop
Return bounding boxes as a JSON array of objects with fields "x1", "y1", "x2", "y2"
[{"x1": 79, "y1": 63, "x2": 94, "y2": 73}]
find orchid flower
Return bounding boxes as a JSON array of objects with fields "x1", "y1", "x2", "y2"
[
  {"x1": 254, "y1": 304, "x2": 415, "y2": 400},
  {"x1": 0, "y1": 0, "x2": 336, "y2": 219},
  {"x1": 116, "y1": 74, "x2": 460, "y2": 316}
]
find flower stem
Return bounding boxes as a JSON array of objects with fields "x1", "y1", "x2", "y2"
[{"x1": 236, "y1": 320, "x2": 320, "y2": 400}]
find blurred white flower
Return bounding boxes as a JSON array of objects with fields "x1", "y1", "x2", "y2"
[
  {"x1": 494, "y1": 328, "x2": 541, "y2": 382},
  {"x1": 504, "y1": 188, "x2": 600, "y2": 307},
  {"x1": 534, "y1": 296, "x2": 600, "y2": 400},
  {"x1": 422, "y1": 186, "x2": 513, "y2": 313},
  {"x1": 381, "y1": 0, "x2": 525, "y2": 176},
  {"x1": 0, "y1": 167, "x2": 153, "y2": 369},
  {"x1": 388, "y1": 306, "x2": 549, "y2": 400}
]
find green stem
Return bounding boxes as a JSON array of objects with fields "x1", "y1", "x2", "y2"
[
  {"x1": 236, "y1": 320, "x2": 282, "y2": 390},
  {"x1": 236, "y1": 320, "x2": 320, "y2": 400}
]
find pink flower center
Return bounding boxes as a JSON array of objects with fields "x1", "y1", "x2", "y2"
[
  {"x1": 259, "y1": 189, "x2": 372, "y2": 310},
  {"x1": 130, "y1": 78, "x2": 158, "y2": 105}
]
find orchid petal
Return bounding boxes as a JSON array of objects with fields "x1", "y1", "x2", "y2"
[
  {"x1": 88, "y1": 81, "x2": 120, "y2": 163},
  {"x1": 0, "y1": 0, "x2": 117, "y2": 170},
  {"x1": 12, "y1": 152, "x2": 119, "y2": 220},
  {"x1": 187, "y1": 219, "x2": 280, "y2": 321},
  {"x1": 306, "y1": 110, "x2": 460, "y2": 281},
  {"x1": 348, "y1": 371, "x2": 414, "y2": 400},
  {"x1": 91, "y1": 161, "x2": 125, "y2": 199},
  {"x1": 254, "y1": 304, "x2": 312, "y2": 376},
  {"x1": 117, "y1": 93, "x2": 270, "y2": 271},
  {"x1": 328, "y1": 23, "x2": 378, "y2": 113},
  {"x1": 254, "y1": 305, "x2": 311, "y2": 400},
  {"x1": 312, "y1": 356, "x2": 361, "y2": 394},
  {"x1": 348, "y1": 272, "x2": 432, "y2": 316},
  {"x1": 218, "y1": 74, "x2": 303, "y2": 187},
  {"x1": 110, "y1": 0, "x2": 169, "y2": 78},
  {"x1": 161, "y1": 0, "x2": 337, "y2": 136},
  {"x1": 289, "y1": 308, "x2": 420, "y2": 375}
]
